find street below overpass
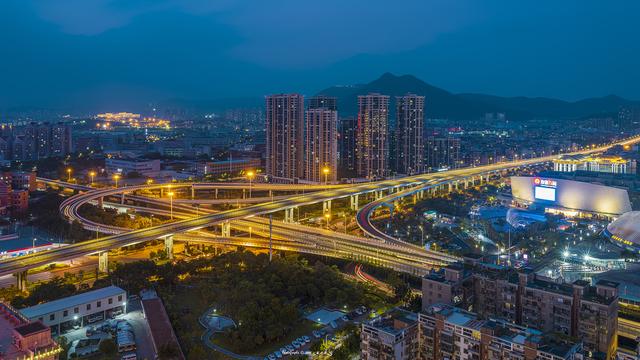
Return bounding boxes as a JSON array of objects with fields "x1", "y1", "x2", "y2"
[{"x1": 2, "y1": 134, "x2": 640, "y2": 282}]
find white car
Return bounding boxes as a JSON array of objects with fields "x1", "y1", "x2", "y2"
[
  {"x1": 292, "y1": 341, "x2": 301, "y2": 349},
  {"x1": 268, "y1": 354, "x2": 276, "y2": 360},
  {"x1": 274, "y1": 350, "x2": 282, "y2": 358},
  {"x1": 302, "y1": 335, "x2": 310, "y2": 343},
  {"x1": 285, "y1": 345, "x2": 294, "y2": 352}
]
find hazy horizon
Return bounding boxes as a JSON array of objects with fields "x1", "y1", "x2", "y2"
[{"x1": 2, "y1": 0, "x2": 639, "y2": 110}]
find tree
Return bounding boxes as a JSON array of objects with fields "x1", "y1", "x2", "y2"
[
  {"x1": 98, "y1": 338, "x2": 117, "y2": 355},
  {"x1": 158, "y1": 342, "x2": 180, "y2": 359}
]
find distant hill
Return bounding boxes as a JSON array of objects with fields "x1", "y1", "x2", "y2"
[{"x1": 317, "y1": 73, "x2": 639, "y2": 121}]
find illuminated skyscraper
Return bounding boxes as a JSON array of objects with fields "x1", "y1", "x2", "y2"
[
  {"x1": 356, "y1": 93, "x2": 390, "y2": 179},
  {"x1": 305, "y1": 96, "x2": 338, "y2": 183},
  {"x1": 339, "y1": 117, "x2": 357, "y2": 179},
  {"x1": 265, "y1": 94, "x2": 305, "y2": 179},
  {"x1": 395, "y1": 94, "x2": 424, "y2": 175}
]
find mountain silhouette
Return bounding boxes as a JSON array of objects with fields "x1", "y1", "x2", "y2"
[{"x1": 317, "y1": 73, "x2": 639, "y2": 120}]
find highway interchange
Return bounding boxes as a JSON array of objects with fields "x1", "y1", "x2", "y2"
[{"x1": 2, "y1": 135, "x2": 640, "y2": 283}]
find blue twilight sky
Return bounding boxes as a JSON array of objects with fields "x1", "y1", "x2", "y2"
[{"x1": 1, "y1": 0, "x2": 639, "y2": 110}]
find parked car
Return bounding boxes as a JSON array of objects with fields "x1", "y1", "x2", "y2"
[
  {"x1": 285, "y1": 344, "x2": 294, "y2": 353},
  {"x1": 312, "y1": 330, "x2": 321, "y2": 338},
  {"x1": 267, "y1": 354, "x2": 276, "y2": 360},
  {"x1": 280, "y1": 347, "x2": 288, "y2": 355},
  {"x1": 274, "y1": 350, "x2": 282, "y2": 358},
  {"x1": 302, "y1": 335, "x2": 310, "y2": 343},
  {"x1": 292, "y1": 341, "x2": 301, "y2": 349}
]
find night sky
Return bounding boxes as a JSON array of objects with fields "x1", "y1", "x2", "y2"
[{"x1": 1, "y1": 0, "x2": 639, "y2": 110}]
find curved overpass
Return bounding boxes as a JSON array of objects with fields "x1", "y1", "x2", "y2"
[{"x1": 3, "y1": 135, "x2": 639, "y2": 278}]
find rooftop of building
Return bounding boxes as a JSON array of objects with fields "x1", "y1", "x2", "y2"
[
  {"x1": 365, "y1": 308, "x2": 418, "y2": 336},
  {"x1": 14, "y1": 321, "x2": 48, "y2": 337},
  {"x1": 426, "y1": 303, "x2": 579, "y2": 357},
  {"x1": 20, "y1": 286, "x2": 126, "y2": 319},
  {"x1": 0, "y1": 303, "x2": 56, "y2": 359},
  {"x1": 555, "y1": 153, "x2": 633, "y2": 164}
]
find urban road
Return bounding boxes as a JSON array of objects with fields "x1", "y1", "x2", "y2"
[{"x1": 2, "y1": 135, "x2": 639, "y2": 280}]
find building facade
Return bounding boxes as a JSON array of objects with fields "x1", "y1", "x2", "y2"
[
  {"x1": 105, "y1": 158, "x2": 161, "y2": 176},
  {"x1": 553, "y1": 154, "x2": 636, "y2": 174},
  {"x1": 361, "y1": 308, "x2": 420, "y2": 360},
  {"x1": 356, "y1": 94, "x2": 390, "y2": 179},
  {"x1": 265, "y1": 94, "x2": 305, "y2": 180},
  {"x1": 21, "y1": 286, "x2": 127, "y2": 336},
  {"x1": 395, "y1": 94, "x2": 424, "y2": 175},
  {"x1": 421, "y1": 303, "x2": 585, "y2": 360},
  {"x1": 304, "y1": 97, "x2": 338, "y2": 183},
  {"x1": 339, "y1": 117, "x2": 358, "y2": 179},
  {"x1": 422, "y1": 263, "x2": 619, "y2": 358},
  {"x1": 196, "y1": 158, "x2": 262, "y2": 177},
  {"x1": 426, "y1": 136, "x2": 460, "y2": 171},
  {"x1": 0, "y1": 302, "x2": 60, "y2": 360}
]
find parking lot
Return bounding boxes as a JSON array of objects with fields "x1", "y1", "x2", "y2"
[
  {"x1": 61, "y1": 296, "x2": 155, "y2": 359},
  {"x1": 263, "y1": 305, "x2": 371, "y2": 360}
]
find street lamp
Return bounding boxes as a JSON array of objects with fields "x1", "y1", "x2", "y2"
[
  {"x1": 167, "y1": 191, "x2": 174, "y2": 219},
  {"x1": 89, "y1": 171, "x2": 96, "y2": 186},
  {"x1": 324, "y1": 212, "x2": 331, "y2": 229},
  {"x1": 113, "y1": 174, "x2": 120, "y2": 188},
  {"x1": 66, "y1": 168, "x2": 72, "y2": 182},
  {"x1": 322, "y1": 166, "x2": 330, "y2": 185},
  {"x1": 146, "y1": 178, "x2": 153, "y2": 185},
  {"x1": 246, "y1": 170, "x2": 255, "y2": 198}
]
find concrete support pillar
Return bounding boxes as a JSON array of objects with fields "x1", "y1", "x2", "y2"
[
  {"x1": 164, "y1": 235, "x2": 174, "y2": 260},
  {"x1": 323, "y1": 200, "x2": 332, "y2": 213},
  {"x1": 120, "y1": 193, "x2": 125, "y2": 204},
  {"x1": 98, "y1": 251, "x2": 109, "y2": 273},
  {"x1": 242, "y1": 189, "x2": 246, "y2": 199},
  {"x1": 412, "y1": 194, "x2": 417, "y2": 204},
  {"x1": 16, "y1": 270, "x2": 27, "y2": 292},
  {"x1": 191, "y1": 186, "x2": 195, "y2": 200},
  {"x1": 221, "y1": 222, "x2": 231, "y2": 237},
  {"x1": 284, "y1": 208, "x2": 295, "y2": 223},
  {"x1": 350, "y1": 194, "x2": 359, "y2": 211},
  {"x1": 215, "y1": 188, "x2": 218, "y2": 199},
  {"x1": 447, "y1": 183, "x2": 453, "y2": 192},
  {"x1": 375, "y1": 191, "x2": 383, "y2": 200},
  {"x1": 268, "y1": 190, "x2": 273, "y2": 199},
  {"x1": 160, "y1": 188, "x2": 164, "y2": 197}
]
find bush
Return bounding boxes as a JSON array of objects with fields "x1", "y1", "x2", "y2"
[{"x1": 98, "y1": 338, "x2": 117, "y2": 355}]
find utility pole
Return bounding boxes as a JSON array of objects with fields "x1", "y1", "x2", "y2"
[{"x1": 269, "y1": 214, "x2": 273, "y2": 263}]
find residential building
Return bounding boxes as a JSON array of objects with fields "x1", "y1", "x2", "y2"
[
  {"x1": 356, "y1": 93, "x2": 390, "y2": 179},
  {"x1": 361, "y1": 308, "x2": 419, "y2": 360},
  {"x1": 395, "y1": 94, "x2": 424, "y2": 175},
  {"x1": 308, "y1": 95, "x2": 337, "y2": 111},
  {"x1": 15, "y1": 122, "x2": 73, "y2": 161},
  {"x1": 0, "y1": 302, "x2": 60, "y2": 360},
  {"x1": 105, "y1": 158, "x2": 161, "y2": 176},
  {"x1": 304, "y1": 97, "x2": 338, "y2": 183},
  {"x1": 265, "y1": 94, "x2": 305, "y2": 180},
  {"x1": 20, "y1": 286, "x2": 127, "y2": 336},
  {"x1": 618, "y1": 106, "x2": 640, "y2": 129},
  {"x1": 423, "y1": 263, "x2": 619, "y2": 358},
  {"x1": 426, "y1": 136, "x2": 460, "y2": 171},
  {"x1": 420, "y1": 303, "x2": 584, "y2": 360},
  {"x1": 339, "y1": 117, "x2": 358, "y2": 179}
]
